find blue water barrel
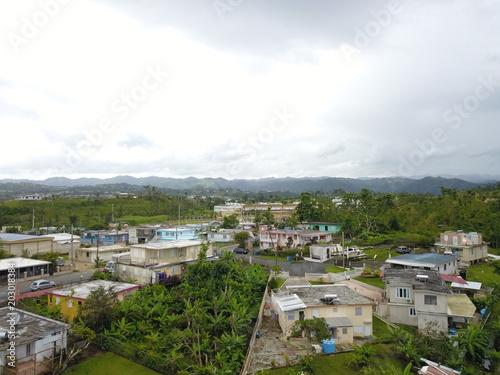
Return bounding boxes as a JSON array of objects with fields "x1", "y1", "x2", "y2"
[
  {"x1": 322, "y1": 339, "x2": 336, "y2": 354},
  {"x1": 287, "y1": 256, "x2": 293, "y2": 261}
]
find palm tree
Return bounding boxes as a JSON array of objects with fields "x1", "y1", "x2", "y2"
[{"x1": 457, "y1": 322, "x2": 491, "y2": 365}]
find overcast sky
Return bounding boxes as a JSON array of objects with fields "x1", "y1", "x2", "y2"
[{"x1": 1, "y1": 0, "x2": 500, "y2": 181}]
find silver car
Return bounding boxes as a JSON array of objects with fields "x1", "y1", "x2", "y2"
[{"x1": 30, "y1": 279, "x2": 56, "y2": 291}]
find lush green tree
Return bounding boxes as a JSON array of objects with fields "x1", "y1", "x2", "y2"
[
  {"x1": 234, "y1": 231, "x2": 250, "y2": 248},
  {"x1": 289, "y1": 317, "x2": 330, "y2": 343},
  {"x1": 457, "y1": 322, "x2": 491, "y2": 365},
  {"x1": 295, "y1": 193, "x2": 321, "y2": 223},
  {"x1": 221, "y1": 214, "x2": 239, "y2": 229},
  {"x1": 78, "y1": 286, "x2": 120, "y2": 333}
]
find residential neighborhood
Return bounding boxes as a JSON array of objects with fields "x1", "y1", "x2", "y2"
[{"x1": 0, "y1": 187, "x2": 499, "y2": 375}]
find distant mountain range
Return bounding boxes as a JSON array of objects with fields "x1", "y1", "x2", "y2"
[{"x1": 0, "y1": 175, "x2": 497, "y2": 197}]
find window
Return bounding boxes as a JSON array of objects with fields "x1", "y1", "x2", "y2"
[
  {"x1": 26, "y1": 343, "x2": 31, "y2": 356},
  {"x1": 86, "y1": 252, "x2": 90, "y2": 258},
  {"x1": 55, "y1": 297, "x2": 60, "y2": 305},
  {"x1": 312, "y1": 309, "x2": 319, "y2": 318},
  {"x1": 355, "y1": 307, "x2": 362, "y2": 316},
  {"x1": 342, "y1": 328, "x2": 348, "y2": 334},
  {"x1": 332, "y1": 307, "x2": 338, "y2": 313},
  {"x1": 409, "y1": 307, "x2": 416, "y2": 316},
  {"x1": 396, "y1": 287, "x2": 410, "y2": 299},
  {"x1": 299, "y1": 311, "x2": 305, "y2": 320},
  {"x1": 68, "y1": 299, "x2": 73, "y2": 308},
  {"x1": 288, "y1": 311, "x2": 295, "y2": 320},
  {"x1": 424, "y1": 295, "x2": 437, "y2": 305},
  {"x1": 444, "y1": 264, "x2": 447, "y2": 271}
]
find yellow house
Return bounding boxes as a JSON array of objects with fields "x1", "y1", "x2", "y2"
[
  {"x1": 271, "y1": 279, "x2": 374, "y2": 346},
  {"x1": 47, "y1": 279, "x2": 140, "y2": 322}
]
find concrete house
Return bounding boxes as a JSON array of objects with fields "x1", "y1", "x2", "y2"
[
  {"x1": 47, "y1": 280, "x2": 140, "y2": 322},
  {"x1": 0, "y1": 307, "x2": 69, "y2": 375},
  {"x1": 0, "y1": 234, "x2": 54, "y2": 257},
  {"x1": 80, "y1": 230, "x2": 129, "y2": 245},
  {"x1": 114, "y1": 240, "x2": 214, "y2": 285},
  {"x1": 305, "y1": 244, "x2": 343, "y2": 263},
  {"x1": 40, "y1": 233, "x2": 81, "y2": 254},
  {"x1": 259, "y1": 226, "x2": 333, "y2": 250},
  {"x1": 307, "y1": 222, "x2": 342, "y2": 234},
  {"x1": 434, "y1": 230, "x2": 488, "y2": 265},
  {"x1": 271, "y1": 279, "x2": 373, "y2": 346},
  {"x1": 382, "y1": 269, "x2": 476, "y2": 335},
  {"x1": 384, "y1": 253, "x2": 460, "y2": 275},
  {"x1": 76, "y1": 244, "x2": 129, "y2": 263},
  {"x1": 128, "y1": 225, "x2": 164, "y2": 244},
  {"x1": 154, "y1": 227, "x2": 198, "y2": 241}
]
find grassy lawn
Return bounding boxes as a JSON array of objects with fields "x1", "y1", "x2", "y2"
[
  {"x1": 65, "y1": 352, "x2": 160, "y2": 375},
  {"x1": 353, "y1": 275, "x2": 385, "y2": 289},
  {"x1": 465, "y1": 262, "x2": 500, "y2": 287},
  {"x1": 325, "y1": 265, "x2": 352, "y2": 273}
]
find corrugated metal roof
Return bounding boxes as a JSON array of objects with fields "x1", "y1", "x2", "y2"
[
  {"x1": 276, "y1": 294, "x2": 307, "y2": 312},
  {"x1": 447, "y1": 294, "x2": 476, "y2": 318}
]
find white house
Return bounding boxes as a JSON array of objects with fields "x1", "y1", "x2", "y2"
[
  {"x1": 382, "y1": 268, "x2": 477, "y2": 335},
  {"x1": 384, "y1": 253, "x2": 460, "y2": 275},
  {"x1": 0, "y1": 307, "x2": 69, "y2": 375},
  {"x1": 114, "y1": 240, "x2": 214, "y2": 285}
]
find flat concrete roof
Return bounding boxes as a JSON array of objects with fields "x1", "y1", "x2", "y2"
[
  {"x1": 0, "y1": 307, "x2": 69, "y2": 348},
  {"x1": 0, "y1": 257, "x2": 51, "y2": 271},
  {"x1": 0, "y1": 233, "x2": 53, "y2": 242},
  {"x1": 285, "y1": 284, "x2": 373, "y2": 307},
  {"x1": 47, "y1": 279, "x2": 140, "y2": 300},
  {"x1": 386, "y1": 253, "x2": 458, "y2": 267},
  {"x1": 383, "y1": 268, "x2": 451, "y2": 294},
  {"x1": 131, "y1": 239, "x2": 204, "y2": 250}
]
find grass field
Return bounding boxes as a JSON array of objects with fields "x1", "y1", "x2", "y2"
[
  {"x1": 65, "y1": 352, "x2": 160, "y2": 375},
  {"x1": 353, "y1": 275, "x2": 385, "y2": 289},
  {"x1": 465, "y1": 261, "x2": 500, "y2": 287}
]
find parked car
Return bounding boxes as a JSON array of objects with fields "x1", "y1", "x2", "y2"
[
  {"x1": 30, "y1": 279, "x2": 56, "y2": 291},
  {"x1": 57, "y1": 257, "x2": 65, "y2": 266},
  {"x1": 233, "y1": 247, "x2": 249, "y2": 254},
  {"x1": 343, "y1": 247, "x2": 361, "y2": 257},
  {"x1": 396, "y1": 246, "x2": 412, "y2": 254}
]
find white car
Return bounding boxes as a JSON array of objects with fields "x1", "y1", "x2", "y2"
[
  {"x1": 30, "y1": 279, "x2": 56, "y2": 291},
  {"x1": 343, "y1": 247, "x2": 361, "y2": 257}
]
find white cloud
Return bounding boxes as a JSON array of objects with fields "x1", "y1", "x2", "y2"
[{"x1": 0, "y1": 0, "x2": 499, "y2": 181}]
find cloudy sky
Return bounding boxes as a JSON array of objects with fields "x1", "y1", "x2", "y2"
[{"x1": 1, "y1": 0, "x2": 500, "y2": 181}]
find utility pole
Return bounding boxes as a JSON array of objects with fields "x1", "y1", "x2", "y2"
[{"x1": 70, "y1": 224, "x2": 74, "y2": 267}]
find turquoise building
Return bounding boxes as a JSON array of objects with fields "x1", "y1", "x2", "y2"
[{"x1": 307, "y1": 222, "x2": 341, "y2": 234}]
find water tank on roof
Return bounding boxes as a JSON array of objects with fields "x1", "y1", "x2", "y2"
[{"x1": 322, "y1": 339, "x2": 336, "y2": 354}]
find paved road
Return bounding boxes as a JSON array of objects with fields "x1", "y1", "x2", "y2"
[{"x1": 0, "y1": 270, "x2": 95, "y2": 302}]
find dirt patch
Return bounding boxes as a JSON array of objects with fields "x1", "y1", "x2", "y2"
[{"x1": 247, "y1": 298, "x2": 313, "y2": 374}]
